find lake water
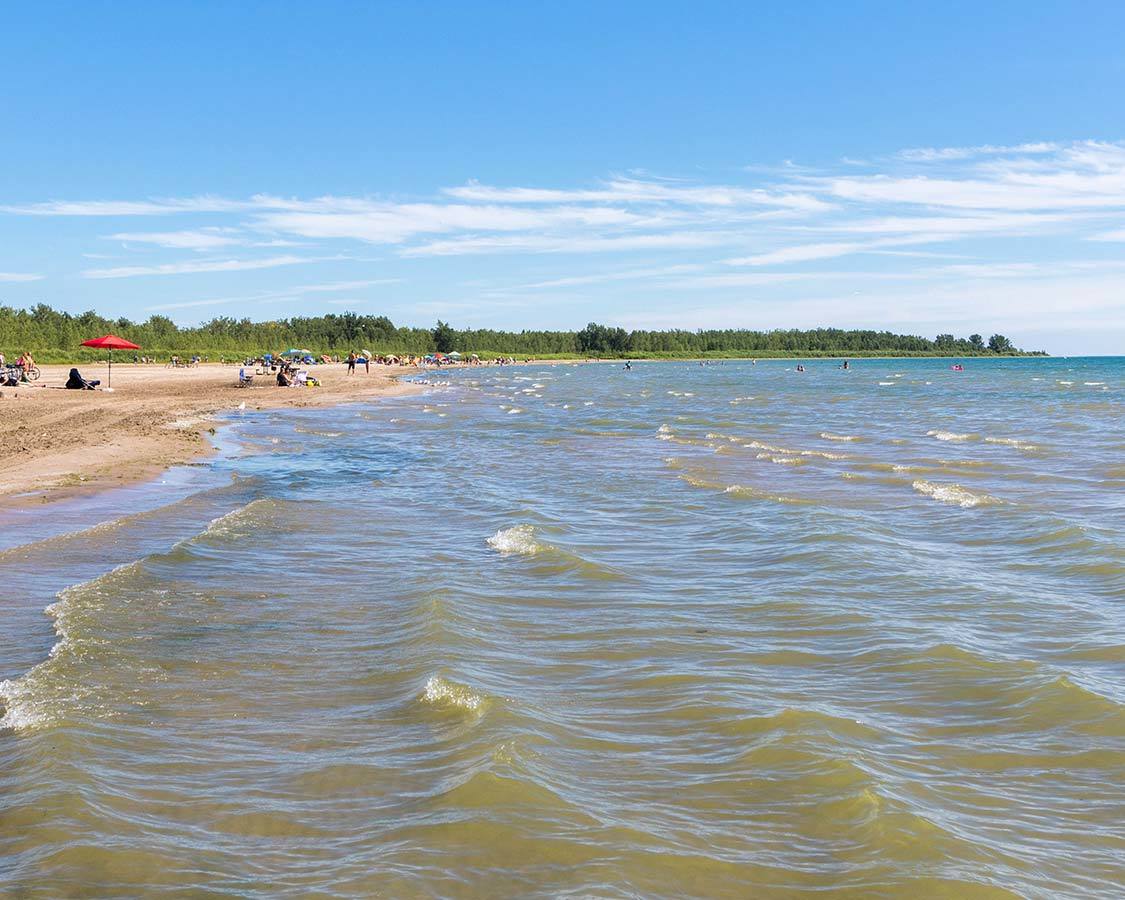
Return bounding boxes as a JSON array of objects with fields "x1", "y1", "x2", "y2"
[{"x1": 1, "y1": 357, "x2": 1122, "y2": 897}]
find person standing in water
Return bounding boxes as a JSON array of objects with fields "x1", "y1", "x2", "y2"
[{"x1": 624, "y1": 361, "x2": 632, "y2": 371}]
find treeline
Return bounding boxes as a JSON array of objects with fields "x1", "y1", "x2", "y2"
[{"x1": 0, "y1": 304, "x2": 1044, "y2": 361}]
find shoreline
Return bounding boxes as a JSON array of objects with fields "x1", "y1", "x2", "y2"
[
  {"x1": 0, "y1": 363, "x2": 423, "y2": 507},
  {"x1": 0, "y1": 354, "x2": 1073, "y2": 508}
]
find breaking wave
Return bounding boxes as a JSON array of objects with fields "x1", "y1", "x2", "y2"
[
  {"x1": 927, "y1": 430, "x2": 975, "y2": 442},
  {"x1": 420, "y1": 675, "x2": 488, "y2": 713},
  {"x1": 487, "y1": 524, "x2": 543, "y2": 556},
  {"x1": 912, "y1": 480, "x2": 1000, "y2": 508}
]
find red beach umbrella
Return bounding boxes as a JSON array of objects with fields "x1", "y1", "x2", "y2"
[{"x1": 80, "y1": 334, "x2": 141, "y2": 389}]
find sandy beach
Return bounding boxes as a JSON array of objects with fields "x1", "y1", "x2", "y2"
[{"x1": 0, "y1": 362, "x2": 419, "y2": 502}]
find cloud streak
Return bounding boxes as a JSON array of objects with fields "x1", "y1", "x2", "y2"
[{"x1": 83, "y1": 255, "x2": 326, "y2": 279}]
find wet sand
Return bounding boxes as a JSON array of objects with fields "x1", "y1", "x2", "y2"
[{"x1": 0, "y1": 363, "x2": 420, "y2": 501}]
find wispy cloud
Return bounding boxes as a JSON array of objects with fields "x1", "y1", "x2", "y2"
[
  {"x1": 145, "y1": 278, "x2": 404, "y2": 311},
  {"x1": 517, "y1": 264, "x2": 704, "y2": 290},
  {"x1": 5, "y1": 139, "x2": 1125, "y2": 349},
  {"x1": 402, "y1": 230, "x2": 741, "y2": 257},
  {"x1": 110, "y1": 229, "x2": 246, "y2": 250},
  {"x1": 443, "y1": 177, "x2": 832, "y2": 211},
  {"x1": 83, "y1": 255, "x2": 325, "y2": 279},
  {"x1": 896, "y1": 142, "x2": 1060, "y2": 162},
  {"x1": 1088, "y1": 227, "x2": 1125, "y2": 241},
  {"x1": 0, "y1": 196, "x2": 254, "y2": 216},
  {"x1": 0, "y1": 271, "x2": 44, "y2": 282}
]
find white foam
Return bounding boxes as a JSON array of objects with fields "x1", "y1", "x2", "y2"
[
  {"x1": 487, "y1": 524, "x2": 540, "y2": 555},
  {"x1": 912, "y1": 480, "x2": 998, "y2": 508},
  {"x1": 421, "y1": 676, "x2": 485, "y2": 712},
  {"x1": 927, "y1": 430, "x2": 973, "y2": 442},
  {"x1": 878, "y1": 381, "x2": 896, "y2": 386},
  {"x1": 984, "y1": 436, "x2": 1041, "y2": 451},
  {"x1": 507, "y1": 408, "x2": 522, "y2": 415},
  {"x1": 0, "y1": 678, "x2": 49, "y2": 731},
  {"x1": 760, "y1": 454, "x2": 803, "y2": 465},
  {"x1": 820, "y1": 432, "x2": 859, "y2": 442}
]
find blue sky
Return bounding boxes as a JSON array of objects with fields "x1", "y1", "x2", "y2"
[{"x1": 1, "y1": 2, "x2": 1123, "y2": 353}]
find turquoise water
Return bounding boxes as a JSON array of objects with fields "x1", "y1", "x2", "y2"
[{"x1": 1, "y1": 357, "x2": 1123, "y2": 897}]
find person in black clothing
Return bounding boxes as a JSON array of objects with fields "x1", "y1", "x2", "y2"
[{"x1": 65, "y1": 368, "x2": 100, "y2": 390}]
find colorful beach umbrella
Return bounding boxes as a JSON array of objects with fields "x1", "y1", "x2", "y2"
[{"x1": 80, "y1": 334, "x2": 141, "y2": 388}]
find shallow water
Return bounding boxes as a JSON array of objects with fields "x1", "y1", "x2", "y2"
[{"x1": 1, "y1": 357, "x2": 1123, "y2": 898}]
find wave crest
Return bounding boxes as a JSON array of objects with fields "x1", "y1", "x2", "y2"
[
  {"x1": 912, "y1": 480, "x2": 999, "y2": 508},
  {"x1": 487, "y1": 524, "x2": 542, "y2": 556},
  {"x1": 421, "y1": 676, "x2": 487, "y2": 713}
]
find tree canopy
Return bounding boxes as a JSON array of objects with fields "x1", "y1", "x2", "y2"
[{"x1": 0, "y1": 304, "x2": 1045, "y2": 362}]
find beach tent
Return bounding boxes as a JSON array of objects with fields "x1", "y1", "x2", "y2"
[
  {"x1": 80, "y1": 334, "x2": 141, "y2": 389},
  {"x1": 447, "y1": 351, "x2": 462, "y2": 359}
]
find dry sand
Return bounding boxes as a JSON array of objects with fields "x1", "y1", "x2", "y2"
[{"x1": 0, "y1": 362, "x2": 419, "y2": 502}]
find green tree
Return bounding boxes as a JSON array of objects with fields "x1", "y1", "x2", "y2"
[
  {"x1": 969, "y1": 334, "x2": 984, "y2": 351},
  {"x1": 432, "y1": 320, "x2": 456, "y2": 353},
  {"x1": 988, "y1": 334, "x2": 1014, "y2": 353}
]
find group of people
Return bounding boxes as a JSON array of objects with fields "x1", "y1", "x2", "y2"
[
  {"x1": 275, "y1": 367, "x2": 319, "y2": 388},
  {"x1": 0, "y1": 351, "x2": 42, "y2": 386}
]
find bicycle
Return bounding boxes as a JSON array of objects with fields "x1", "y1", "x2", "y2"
[{"x1": 5, "y1": 364, "x2": 40, "y2": 382}]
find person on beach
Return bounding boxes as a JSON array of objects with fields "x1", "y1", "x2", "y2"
[
  {"x1": 17, "y1": 351, "x2": 35, "y2": 381},
  {"x1": 65, "y1": 368, "x2": 100, "y2": 390},
  {"x1": 347, "y1": 351, "x2": 357, "y2": 375},
  {"x1": 276, "y1": 369, "x2": 292, "y2": 387}
]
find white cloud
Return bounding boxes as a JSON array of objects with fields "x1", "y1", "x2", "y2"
[
  {"x1": 83, "y1": 255, "x2": 324, "y2": 279},
  {"x1": 402, "y1": 230, "x2": 740, "y2": 257},
  {"x1": 816, "y1": 141, "x2": 1125, "y2": 211},
  {"x1": 145, "y1": 278, "x2": 404, "y2": 311},
  {"x1": 252, "y1": 203, "x2": 648, "y2": 246},
  {"x1": 517, "y1": 264, "x2": 704, "y2": 290},
  {"x1": 110, "y1": 229, "x2": 245, "y2": 249},
  {"x1": 726, "y1": 241, "x2": 870, "y2": 266},
  {"x1": 896, "y1": 142, "x2": 1060, "y2": 162},
  {"x1": 0, "y1": 271, "x2": 44, "y2": 282},
  {"x1": 443, "y1": 177, "x2": 832, "y2": 211},
  {"x1": 3, "y1": 139, "x2": 1123, "y2": 351},
  {"x1": 0, "y1": 196, "x2": 253, "y2": 216},
  {"x1": 725, "y1": 235, "x2": 941, "y2": 266},
  {"x1": 1088, "y1": 227, "x2": 1125, "y2": 241}
]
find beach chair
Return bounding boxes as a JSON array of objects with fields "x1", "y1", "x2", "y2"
[{"x1": 237, "y1": 368, "x2": 254, "y2": 387}]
